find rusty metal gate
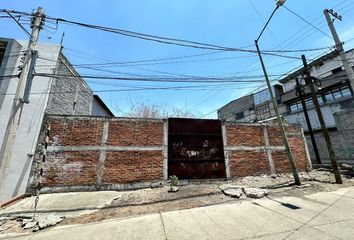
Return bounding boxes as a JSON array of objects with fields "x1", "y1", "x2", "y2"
[{"x1": 168, "y1": 118, "x2": 226, "y2": 179}]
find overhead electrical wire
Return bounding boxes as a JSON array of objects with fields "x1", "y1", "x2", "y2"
[
  {"x1": 229, "y1": 0, "x2": 354, "y2": 79},
  {"x1": 0, "y1": 9, "x2": 338, "y2": 54},
  {"x1": 282, "y1": 5, "x2": 333, "y2": 39},
  {"x1": 1, "y1": 2, "x2": 353, "y2": 118}
]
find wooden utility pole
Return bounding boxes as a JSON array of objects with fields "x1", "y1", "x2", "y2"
[
  {"x1": 0, "y1": 7, "x2": 45, "y2": 189},
  {"x1": 295, "y1": 78, "x2": 321, "y2": 164},
  {"x1": 324, "y1": 9, "x2": 354, "y2": 90},
  {"x1": 301, "y1": 54, "x2": 342, "y2": 184}
]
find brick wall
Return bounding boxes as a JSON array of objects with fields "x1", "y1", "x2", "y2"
[
  {"x1": 223, "y1": 123, "x2": 310, "y2": 178},
  {"x1": 38, "y1": 116, "x2": 166, "y2": 189},
  {"x1": 29, "y1": 116, "x2": 310, "y2": 193}
]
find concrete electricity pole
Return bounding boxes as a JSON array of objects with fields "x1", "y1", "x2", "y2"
[
  {"x1": 255, "y1": 0, "x2": 301, "y2": 186},
  {"x1": 301, "y1": 55, "x2": 342, "y2": 184},
  {"x1": 324, "y1": 9, "x2": 354, "y2": 90},
  {"x1": 0, "y1": 8, "x2": 45, "y2": 187}
]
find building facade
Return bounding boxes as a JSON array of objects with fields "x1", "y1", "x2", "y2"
[
  {"x1": 218, "y1": 48, "x2": 354, "y2": 165},
  {"x1": 0, "y1": 38, "x2": 113, "y2": 201},
  {"x1": 217, "y1": 84, "x2": 286, "y2": 123}
]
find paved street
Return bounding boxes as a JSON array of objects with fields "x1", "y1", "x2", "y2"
[{"x1": 1, "y1": 186, "x2": 354, "y2": 240}]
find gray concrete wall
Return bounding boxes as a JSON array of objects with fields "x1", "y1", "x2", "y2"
[
  {"x1": 0, "y1": 39, "x2": 22, "y2": 110},
  {"x1": 91, "y1": 96, "x2": 113, "y2": 117},
  {"x1": 0, "y1": 39, "x2": 61, "y2": 201},
  {"x1": 46, "y1": 54, "x2": 93, "y2": 115},
  {"x1": 305, "y1": 108, "x2": 354, "y2": 165},
  {"x1": 218, "y1": 94, "x2": 254, "y2": 121}
]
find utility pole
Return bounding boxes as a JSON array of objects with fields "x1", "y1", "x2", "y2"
[
  {"x1": 324, "y1": 9, "x2": 354, "y2": 90},
  {"x1": 254, "y1": 0, "x2": 300, "y2": 186},
  {"x1": 0, "y1": 7, "x2": 45, "y2": 192},
  {"x1": 301, "y1": 54, "x2": 342, "y2": 184},
  {"x1": 256, "y1": 42, "x2": 301, "y2": 185},
  {"x1": 295, "y1": 78, "x2": 321, "y2": 164}
]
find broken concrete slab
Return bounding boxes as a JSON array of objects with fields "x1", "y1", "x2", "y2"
[
  {"x1": 22, "y1": 218, "x2": 34, "y2": 226},
  {"x1": 37, "y1": 215, "x2": 63, "y2": 229},
  {"x1": 23, "y1": 221, "x2": 37, "y2": 229},
  {"x1": 220, "y1": 184, "x2": 244, "y2": 198},
  {"x1": 341, "y1": 164, "x2": 353, "y2": 171},
  {"x1": 243, "y1": 188, "x2": 268, "y2": 199},
  {"x1": 219, "y1": 184, "x2": 244, "y2": 191},
  {"x1": 222, "y1": 188, "x2": 243, "y2": 198}
]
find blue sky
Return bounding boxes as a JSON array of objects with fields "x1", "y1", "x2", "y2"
[{"x1": 1, "y1": 0, "x2": 354, "y2": 118}]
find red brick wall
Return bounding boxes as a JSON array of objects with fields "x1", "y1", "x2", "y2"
[
  {"x1": 107, "y1": 121, "x2": 163, "y2": 146},
  {"x1": 225, "y1": 123, "x2": 309, "y2": 178},
  {"x1": 37, "y1": 116, "x2": 309, "y2": 191},
  {"x1": 49, "y1": 119, "x2": 103, "y2": 146},
  {"x1": 102, "y1": 151, "x2": 163, "y2": 183},
  {"x1": 229, "y1": 151, "x2": 269, "y2": 177},
  {"x1": 41, "y1": 116, "x2": 165, "y2": 188},
  {"x1": 226, "y1": 125, "x2": 264, "y2": 146},
  {"x1": 43, "y1": 151, "x2": 100, "y2": 186}
]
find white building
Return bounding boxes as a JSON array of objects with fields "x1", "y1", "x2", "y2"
[{"x1": 0, "y1": 38, "x2": 113, "y2": 201}]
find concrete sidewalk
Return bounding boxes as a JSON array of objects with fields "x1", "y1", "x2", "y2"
[{"x1": 2, "y1": 186, "x2": 354, "y2": 240}]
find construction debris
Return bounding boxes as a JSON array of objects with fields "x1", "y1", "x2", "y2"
[
  {"x1": 243, "y1": 188, "x2": 268, "y2": 199},
  {"x1": 38, "y1": 215, "x2": 63, "y2": 229}
]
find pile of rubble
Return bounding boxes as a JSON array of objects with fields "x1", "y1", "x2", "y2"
[{"x1": 0, "y1": 214, "x2": 63, "y2": 232}]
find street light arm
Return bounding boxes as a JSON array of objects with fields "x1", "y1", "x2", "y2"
[{"x1": 256, "y1": 5, "x2": 280, "y2": 42}]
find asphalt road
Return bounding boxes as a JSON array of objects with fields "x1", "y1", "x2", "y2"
[{"x1": 2, "y1": 186, "x2": 354, "y2": 240}]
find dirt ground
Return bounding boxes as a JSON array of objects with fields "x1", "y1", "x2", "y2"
[
  {"x1": 1, "y1": 169, "x2": 354, "y2": 234},
  {"x1": 62, "y1": 169, "x2": 354, "y2": 225}
]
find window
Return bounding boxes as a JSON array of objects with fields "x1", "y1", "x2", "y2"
[
  {"x1": 324, "y1": 86, "x2": 352, "y2": 103},
  {"x1": 331, "y1": 67, "x2": 342, "y2": 74},
  {"x1": 305, "y1": 98, "x2": 313, "y2": 108},
  {"x1": 325, "y1": 92, "x2": 334, "y2": 101},
  {"x1": 290, "y1": 104, "x2": 298, "y2": 112},
  {"x1": 317, "y1": 95, "x2": 324, "y2": 105},
  {"x1": 341, "y1": 87, "x2": 352, "y2": 97},
  {"x1": 289, "y1": 101, "x2": 302, "y2": 112},
  {"x1": 256, "y1": 104, "x2": 270, "y2": 115},
  {"x1": 289, "y1": 95, "x2": 323, "y2": 113},
  {"x1": 235, "y1": 112, "x2": 244, "y2": 120},
  {"x1": 332, "y1": 90, "x2": 342, "y2": 100}
]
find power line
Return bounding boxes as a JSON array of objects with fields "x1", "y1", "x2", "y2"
[
  {"x1": 0, "y1": 82, "x2": 259, "y2": 96},
  {"x1": 0, "y1": 9, "x2": 338, "y2": 54},
  {"x1": 282, "y1": 5, "x2": 333, "y2": 39},
  {"x1": 4, "y1": 10, "x2": 31, "y2": 37},
  {"x1": 33, "y1": 73, "x2": 280, "y2": 83}
]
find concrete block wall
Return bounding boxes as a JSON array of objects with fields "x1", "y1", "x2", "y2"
[
  {"x1": 222, "y1": 123, "x2": 310, "y2": 178},
  {"x1": 28, "y1": 116, "x2": 310, "y2": 193},
  {"x1": 46, "y1": 55, "x2": 93, "y2": 116},
  {"x1": 304, "y1": 108, "x2": 354, "y2": 165}
]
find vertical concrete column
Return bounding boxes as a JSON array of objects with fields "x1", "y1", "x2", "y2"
[
  {"x1": 301, "y1": 128, "x2": 313, "y2": 170},
  {"x1": 221, "y1": 124, "x2": 231, "y2": 179},
  {"x1": 96, "y1": 119, "x2": 109, "y2": 185},
  {"x1": 162, "y1": 120, "x2": 168, "y2": 180},
  {"x1": 263, "y1": 125, "x2": 276, "y2": 175}
]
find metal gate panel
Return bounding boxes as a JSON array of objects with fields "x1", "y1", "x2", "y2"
[{"x1": 168, "y1": 118, "x2": 226, "y2": 179}]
